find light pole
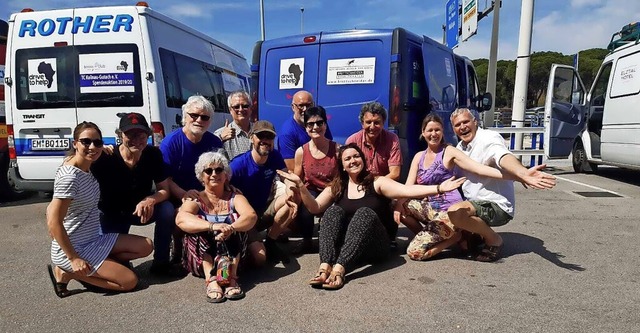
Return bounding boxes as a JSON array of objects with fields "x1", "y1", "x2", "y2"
[{"x1": 300, "y1": 7, "x2": 304, "y2": 34}]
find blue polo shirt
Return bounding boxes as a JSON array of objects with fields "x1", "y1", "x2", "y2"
[
  {"x1": 277, "y1": 117, "x2": 333, "y2": 159},
  {"x1": 230, "y1": 149, "x2": 286, "y2": 214}
]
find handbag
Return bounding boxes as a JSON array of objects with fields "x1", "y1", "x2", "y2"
[{"x1": 213, "y1": 240, "x2": 232, "y2": 287}]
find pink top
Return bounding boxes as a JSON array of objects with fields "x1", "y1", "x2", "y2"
[
  {"x1": 301, "y1": 141, "x2": 338, "y2": 193},
  {"x1": 345, "y1": 129, "x2": 402, "y2": 176}
]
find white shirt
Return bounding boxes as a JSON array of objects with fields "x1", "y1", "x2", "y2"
[{"x1": 456, "y1": 127, "x2": 515, "y2": 217}]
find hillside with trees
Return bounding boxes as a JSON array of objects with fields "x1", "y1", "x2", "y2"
[{"x1": 472, "y1": 48, "x2": 609, "y2": 108}]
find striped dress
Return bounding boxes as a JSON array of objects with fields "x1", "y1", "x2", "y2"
[{"x1": 50, "y1": 165, "x2": 118, "y2": 275}]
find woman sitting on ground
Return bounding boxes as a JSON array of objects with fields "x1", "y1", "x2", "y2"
[
  {"x1": 394, "y1": 113, "x2": 509, "y2": 261},
  {"x1": 176, "y1": 151, "x2": 257, "y2": 303},
  {"x1": 292, "y1": 106, "x2": 339, "y2": 253},
  {"x1": 277, "y1": 143, "x2": 465, "y2": 290},
  {"x1": 47, "y1": 122, "x2": 153, "y2": 298}
]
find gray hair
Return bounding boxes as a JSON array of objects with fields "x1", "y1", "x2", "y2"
[
  {"x1": 194, "y1": 150, "x2": 231, "y2": 183},
  {"x1": 181, "y1": 95, "x2": 215, "y2": 126},
  {"x1": 227, "y1": 90, "x2": 252, "y2": 108},
  {"x1": 358, "y1": 102, "x2": 387, "y2": 123},
  {"x1": 449, "y1": 108, "x2": 477, "y2": 122}
]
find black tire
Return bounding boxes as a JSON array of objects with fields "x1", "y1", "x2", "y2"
[
  {"x1": 0, "y1": 152, "x2": 33, "y2": 202},
  {"x1": 572, "y1": 141, "x2": 598, "y2": 174}
]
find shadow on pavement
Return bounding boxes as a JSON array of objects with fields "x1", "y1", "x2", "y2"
[
  {"x1": 0, "y1": 191, "x2": 47, "y2": 207},
  {"x1": 501, "y1": 232, "x2": 585, "y2": 271},
  {"x1": 239, "y1": 257, "x2": 302, "y2": 292},
  {"x1": 345, "y1": 253, "x2": 407, "y2": 283}
]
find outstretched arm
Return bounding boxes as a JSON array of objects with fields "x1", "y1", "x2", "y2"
[
  {"x1": 499, "y1": 154, "x2": 556, "y2": 189},
  {"x1": 447, "y1": 146, "x2": 506, "y2": 179},
  {"x1": 375, "y1": 175, "x2": 466, "y2": 199}
]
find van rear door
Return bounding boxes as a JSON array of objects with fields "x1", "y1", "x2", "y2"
[{"x1": 543, "y1": 64, "x2": 587, "y2": 158}]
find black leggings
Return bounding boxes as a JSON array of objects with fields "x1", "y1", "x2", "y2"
[{"x1": 319, "y1": 205, "x2": 390, "y2": 271}]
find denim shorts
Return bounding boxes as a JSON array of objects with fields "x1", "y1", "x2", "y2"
[{"x1": 470, "y1": 200, "x2": 513, "y2": 227}]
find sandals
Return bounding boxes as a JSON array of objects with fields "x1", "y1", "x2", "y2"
[
  {"x1": 205, "y1": 278, "x2": 226, "y2": 303},
  {"x1": 474, "y1": 243, "x2": 503, "y2": 262},
  {"x1": 309, "y1": 266, "x2": 331, "y2": 287},
  {"x1": 47, "y1": 264, "x2": 71, "y2": 298},
  {"x1": 225, "y1": 277, "x2": 245, "y2": 301},
  {"x1": 322, "y1": 269, "x2": 345, "y2": 290}
]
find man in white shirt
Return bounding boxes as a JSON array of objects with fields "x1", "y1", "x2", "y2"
[{"x1": 447, "y1": 108, "x2": 556, "y2": 262}]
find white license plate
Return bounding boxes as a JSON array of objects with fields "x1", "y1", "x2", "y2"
[{"x1": 31, "y1": 138, "x2": 71, "y2": 151}]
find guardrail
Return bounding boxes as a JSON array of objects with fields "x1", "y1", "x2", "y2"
[{"x1": 485, "y1": 126, "x2": 545, "y2": 167}]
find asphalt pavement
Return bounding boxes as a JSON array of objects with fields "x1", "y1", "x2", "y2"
[{"x1": 1, "y1": 160, "x2": 639, "y2": 332}]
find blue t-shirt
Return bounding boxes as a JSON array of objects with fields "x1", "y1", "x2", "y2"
[
  {"x1": 160, "y1": 128, "x2": 223, "y2": 192},
  {"x1": 230, "y1": 150, "x2": 286, "y2": 214},
  {"x1": 277, "y1": 117, "x2": 333, "y2": 159}
]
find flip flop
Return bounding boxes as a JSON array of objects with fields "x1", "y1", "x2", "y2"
[
  {"x1": 309, "y1": 267, "x2": 331, "y2": 287},
  {"x1": 225, "y1": 285, "x2": 245, "y2": 300},
  {"x1": 322, "y1": 270, "x2": 345, "y2": 290},
  {"x1": 46, "y1": 264, "x2": 71, "y2": 298},
  {"x1": 205, "y1": 279, "x2": 226, "y2": 303}
]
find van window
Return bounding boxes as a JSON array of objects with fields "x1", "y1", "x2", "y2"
[
  {"x1": 591, "y1": 62, "x2": 612, "y2": 107},
  {"x1": 15, "y1": 44, "x2": 143, "y2": 109},
  {"x1": 466, "y1": 64, "x2": 479, "y2": 103},
  {"x1": 423, "y1": 47, "x2": 456, "y2": 111},
  {"x1": 159, "y1": 48, "x2": 227, "y2": 113},
  {"x1": 610, "y1": 51, "x2": 640, "y2": 98}
]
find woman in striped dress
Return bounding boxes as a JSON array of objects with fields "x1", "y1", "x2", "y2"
[{"x1": 46, "y1": 122, "x2": 153, "y2": 298}]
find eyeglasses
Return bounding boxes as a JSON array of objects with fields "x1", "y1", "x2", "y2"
[
  {"x1": 293, "y1": 102, "x2": 313, "y2": 110},
  {"x1": 78, "y1": 138, "x2": 104, "y2": 148},
  {"x1": 255, "y1": 132, "x2": 276, "y2": 140},
  {"x1": 305, "y1": 120, "x2": 325, "y2": 129},
  {"x1": 231, "y1": 104, "x2": 251, "y2": 111},
  {"x1": 124, "y1": 130, "x2": 148, "y2": 139},
  {"x1": 203, "y1": 166, "x2": 225, "y2": 175},
  {"x1": 187, "y1": 113, "x2": 211, "y2": 122}
]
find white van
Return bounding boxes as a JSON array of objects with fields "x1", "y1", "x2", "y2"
[
  {"x1": 4, "y1": 4, "x2": 251, "y2": 191},
  {"x1": 544, "y1": 22, "x2": 640, "y2": 173}
]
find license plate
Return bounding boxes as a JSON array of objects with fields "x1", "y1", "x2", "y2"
[{"x1": 31, "y1": 138, "x2": 71, "y2": 151}]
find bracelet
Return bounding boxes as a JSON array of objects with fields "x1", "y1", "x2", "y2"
[
  {"x1": 208, "y1": 223, "x2": 215, "y2": 233},
  {"x1": 436, "y1": 184, "x2": 442, "y2": 195},
  {"x1": 297, "y1": 182, "x2": 304, "y2": 189}
]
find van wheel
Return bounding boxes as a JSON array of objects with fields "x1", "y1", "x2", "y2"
[
  {"x1": 572, "y1": 141, "x2": 598, "y2": 174},
  {"x1": 0, "y1": 153, "x2": 33, "y2": 202}
]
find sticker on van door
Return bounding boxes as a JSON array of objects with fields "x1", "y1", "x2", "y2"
[
  {"x1": 327, "y1": 57, "x2": 375, "y2": 85},
  {"x1": 27, "y1": 58, "x2": 58, "y2": 93},
  {"x1": 79, "y1": 52, "x2": 135, "y2": 93},
  {"x1": 280, "y1": 58, "x2": 304, "y2": 89}
]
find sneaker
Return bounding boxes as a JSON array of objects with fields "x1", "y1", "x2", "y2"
[
  {"x1": 149, "y1": 261, "x2": 187, "y2": 277},
  {"x1": 264, "y1": 238, "x2": 290, "y2": 264}
]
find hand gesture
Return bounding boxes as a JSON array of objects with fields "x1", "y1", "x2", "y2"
[
  {"x1": 392, "y1": 198, "x2": 408, "y2": 225},
  {"x1": 276, "y1": 169, "x2": 303, "y2": 188},
  {"x1": 439, "y1": 176, "x2": 467, "y2": 193},
  {"x1": 519, "y1": 164, "x2": 556, "y2": 189},
  {"x1": 70, "y1": 257, "x2": 92, "y2": 276},
  {"x1": 102, "y1": 144, "x2": 115, "y2": 155},
  {"x1": 133, "y1": 197, "x2": 155, "y2": 223},
  {"x1": 220, "y1": 119, "x2": 236, "y2": 142},
  {"x1": 215, "y1": 224, "x2": 234, "y2": 241}
]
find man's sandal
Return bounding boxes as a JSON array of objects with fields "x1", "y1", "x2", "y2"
[
  {"x1": 322, "y1": 270, "x2": 345, "y2": 290},
  {"x1": 205, "y1": 278, "x2": 226, "y2": 303},
  {"x1": 47, "y1": 264, "x2": 71, "y2": 298},
  {"x1": 309, "y1": 266, "x2": 331, "y2": 287},
  {"x1": 225, "y1": 276, "x2": 245, "y2": 301},
  {"x1": 474, "y1": 244, "x2": 503, "y2": 262}
]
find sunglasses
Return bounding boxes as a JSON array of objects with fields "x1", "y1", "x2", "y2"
[
  {"x1": 203, "y1": 166, "x2": 225, "y2": 175},
  {"x1": 187, "y1": 113, "x2": 211, "y2": 122},
  {"x1": 78, "y1": 138, "x2": 104, "y2": 148},
  {"x1": 293, "y1": 102, "x2": 313, "y2": 110},
  {"x1": 305, "y1": 120, "x2": 325, "y2": 129},
  {"x1": 231, "y1": 104, "x2": 251, "y2": 111},
  {"x1": 255, "y1": 132, "x2": 276, "y2": 140}
]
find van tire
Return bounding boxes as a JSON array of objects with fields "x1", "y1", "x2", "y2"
[
  {"x1": 0, "y1": 153, "x2": 33, "y2": 202},
  {"x1": 572, "y1": 141, "x2": 598, "y2": 174}
]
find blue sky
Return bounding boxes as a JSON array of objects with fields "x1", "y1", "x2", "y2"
[{"x1": 3, "y1": 0, "x2": 639, "y2": 62}]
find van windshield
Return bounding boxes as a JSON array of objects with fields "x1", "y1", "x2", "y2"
[{"x1": 15, "y1": 44, "x2": 143, "y2": 109}]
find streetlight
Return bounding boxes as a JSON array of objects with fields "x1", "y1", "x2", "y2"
[{"x1": 300, "y1": 7, "x2": 304, "y2": 34}]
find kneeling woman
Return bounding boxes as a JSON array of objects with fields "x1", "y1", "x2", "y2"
[
  {"x1": 278, "y1": 143, "x2": 465, "y2": 290},
  {"x1": 176, "y1": 151, "x2": 257, "y2": 303},
  {"x1": 47, "y1": 122, "x2": 153, "y2": 298}
]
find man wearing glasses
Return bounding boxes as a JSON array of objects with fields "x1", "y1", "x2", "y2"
[
  {"x1": 278, "y1": 90, "x2": 332, "y2": 171},
  {"x1": 214, "y1": 91, "x2": 254, "y2": 161},
  {"x1": 91, "y1": 112, "x2": 178, "y2": 276},
  {"x1": 230, "y1": 120, "x2": 297, "y2": 265}
]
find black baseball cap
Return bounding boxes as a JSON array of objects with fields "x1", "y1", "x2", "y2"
[{"x1": 117, "y1": 112, "x2": 151, "y2": 135}]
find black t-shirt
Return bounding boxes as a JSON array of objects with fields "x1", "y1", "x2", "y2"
[{"x1": 91, "y1": 145, "x2": 168, "y2": 216}]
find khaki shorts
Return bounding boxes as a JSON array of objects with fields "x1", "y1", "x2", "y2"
[
  {"x1": 248, "y1": 180, "x2": 286, "y2": 243},
  {"x1": 470, "y1": 200, "x2": 513, "y2": 227}
]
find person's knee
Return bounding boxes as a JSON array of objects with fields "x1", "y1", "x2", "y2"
[
  {"x1": 248, "y1": 241, "x2": 266, "y2": 267},
  {"x1": 142, "y1": 237, "x2": 154, "y2": 257},
  {"x1": 120, "y1": 271, "x2": 138, "y2": 291}
]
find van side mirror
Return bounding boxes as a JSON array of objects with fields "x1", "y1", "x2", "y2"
[{"x1": 481, "y1": 92, "x2": 492, "y2": 111}]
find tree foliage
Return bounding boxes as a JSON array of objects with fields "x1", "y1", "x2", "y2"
[{"x1": 472, "y1": 48, "x2": 608, "y2": 107}]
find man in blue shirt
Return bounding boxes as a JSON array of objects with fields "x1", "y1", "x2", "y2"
[
  {"x1": 231, "y1": 120, "x2": 296, "y2": 264},
  {"x1": 277, "y1": 90, "x2": 332, "y2": 171}
]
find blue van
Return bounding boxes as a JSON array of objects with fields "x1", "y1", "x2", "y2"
[{"x1": 251, "y1": 28, "x2": 488, "y2": 177}]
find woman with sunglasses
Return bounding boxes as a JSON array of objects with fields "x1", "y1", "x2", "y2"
[
  {"x1": 46, "y1": 122, "x2": 153, "y2": 298},
  {"x1": 291, "y1": 106, "x2": 340, "y2": 253},
  {"x1": 176, "y1": 150, "x2": 257, "y2": 303},
  {"x1": 277, "y1": 143, "x2": 466, "y2": 290}
]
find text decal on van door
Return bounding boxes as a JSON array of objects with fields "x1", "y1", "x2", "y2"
[
  {"x1": 18, "y1": 15, "x2": 134, "y2": 37},
  {"x1": 28, "y1": 58, "x2": 58, "y2": 93},
  {"x1": 280, "y1": 58, "x2": 304, "y2": 89},
  {"x1": 327, "y1": 57, "x2": 375, "y2": 85},
  {"x1": 79, "y1": 53, "x2": 135, "y2": 93}
]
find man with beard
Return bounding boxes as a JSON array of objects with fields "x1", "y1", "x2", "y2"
[
  {"x1": 214, "y1": 90, "x2": 254, "y2": 161},
  {"x1": 92, "y1": 113, "x2": 176, "y2": 275},
  {"x1": 230, "y1": 120, "x2": 297, "y2": 265}
]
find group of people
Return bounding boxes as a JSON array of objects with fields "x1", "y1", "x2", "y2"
[{"x1": 46, "y1": 89, "x2": 556, "y2": 302}]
